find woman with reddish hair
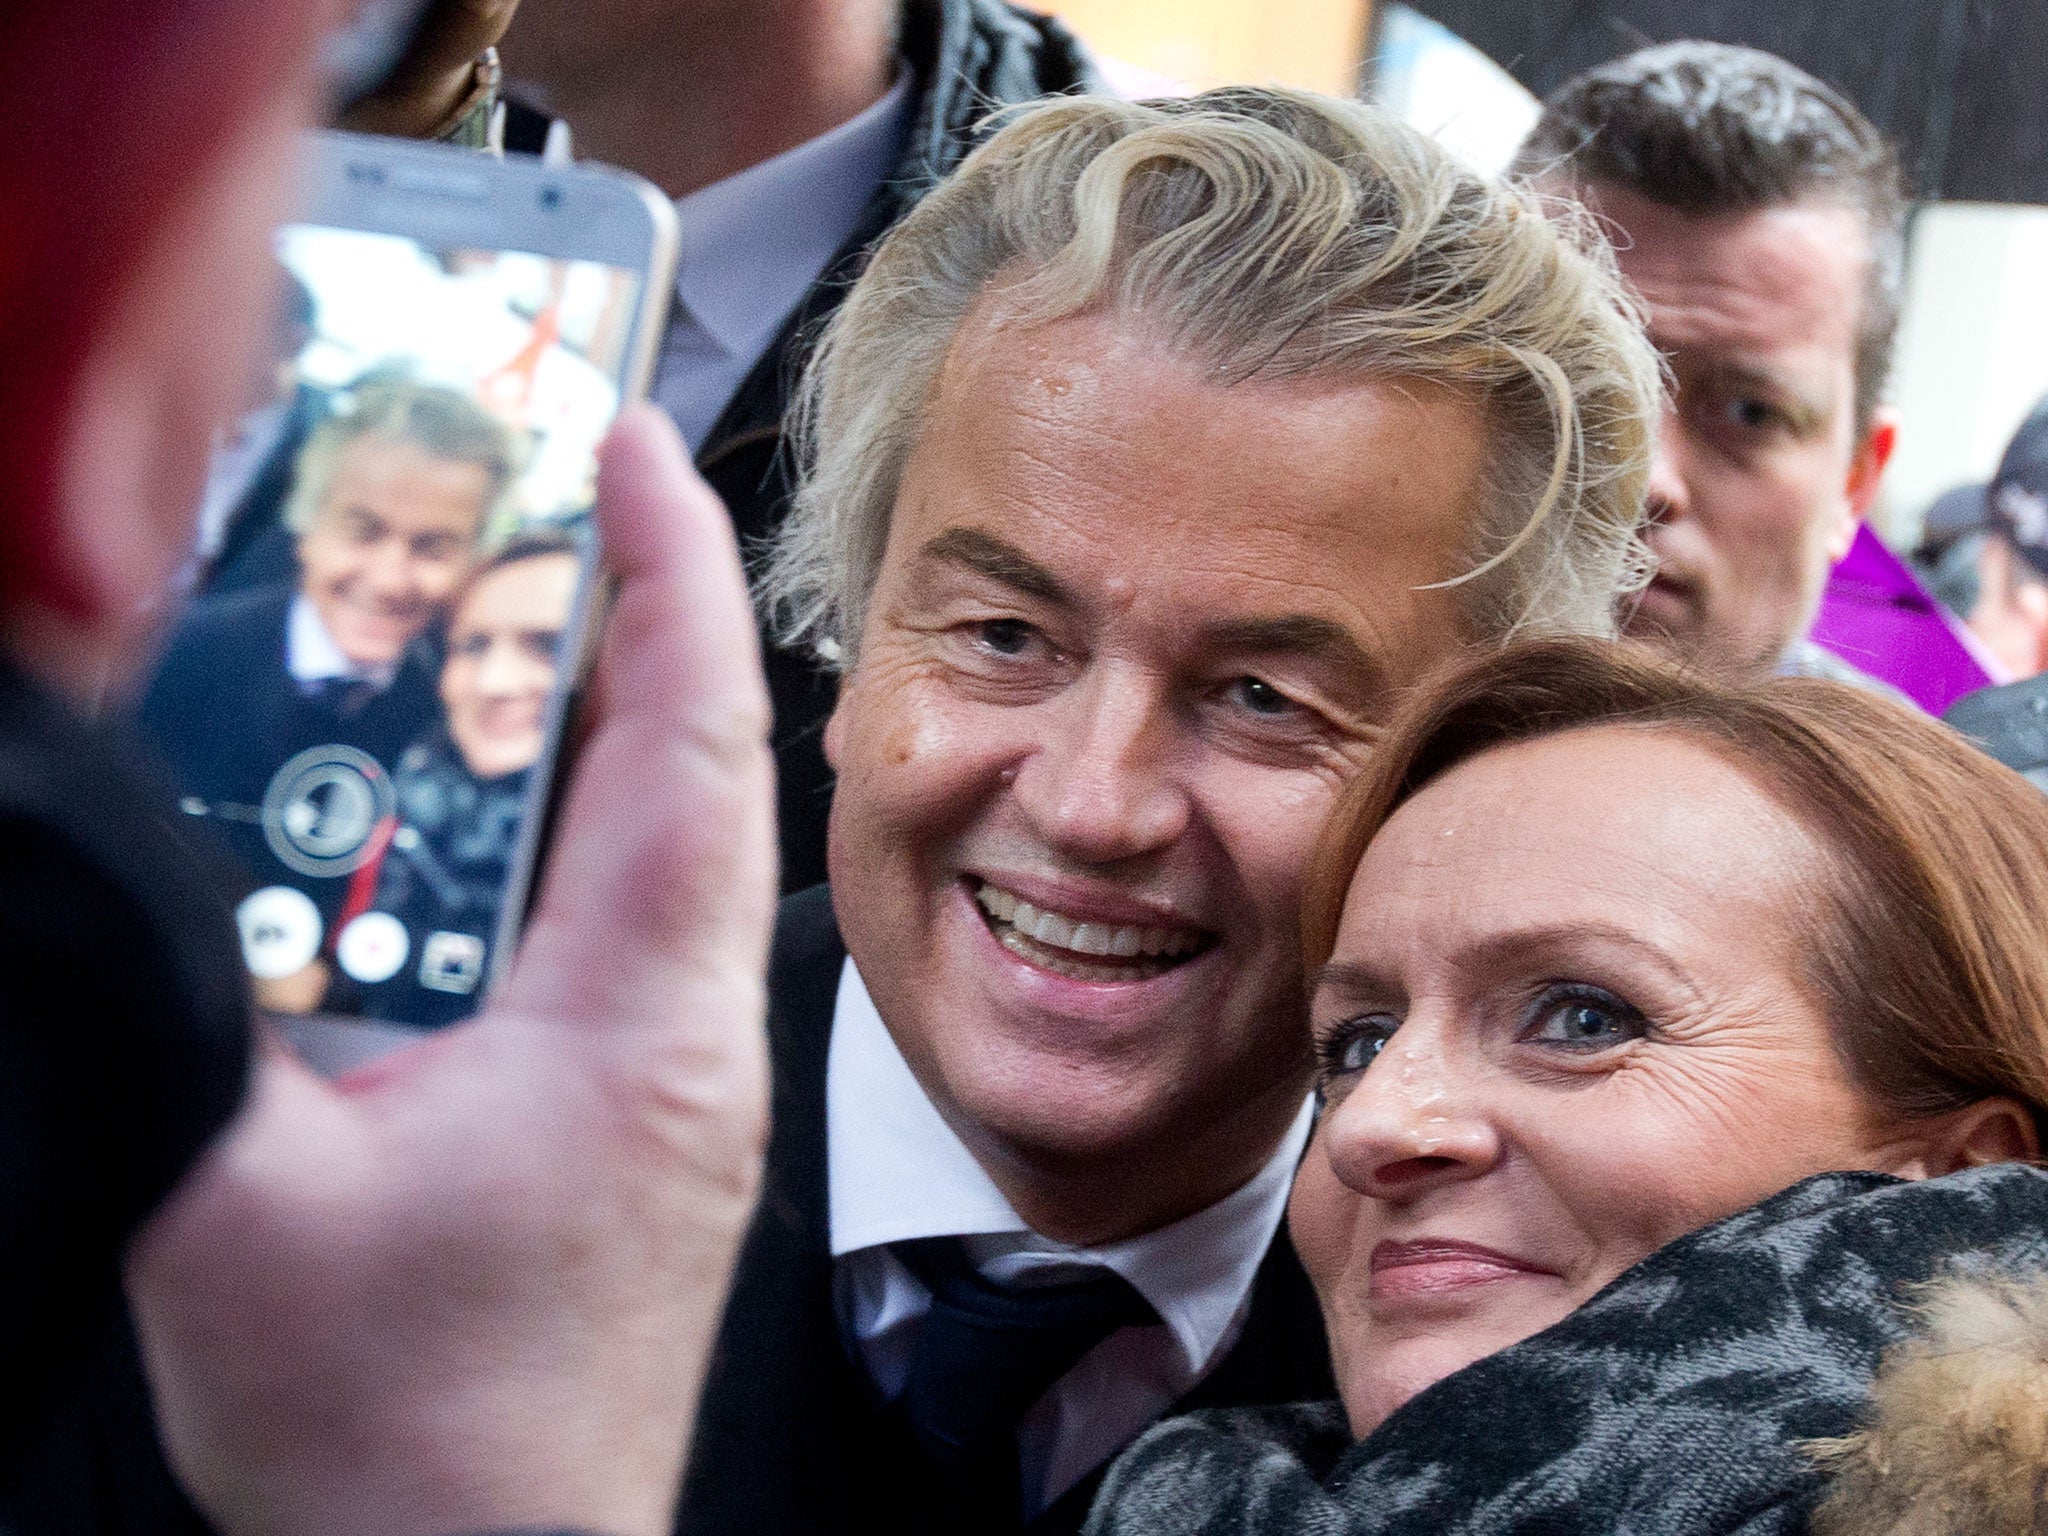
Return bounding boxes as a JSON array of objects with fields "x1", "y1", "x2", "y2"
[{"x1": 1094, "y1": 640, "x2": 2048, "y2": 1536}]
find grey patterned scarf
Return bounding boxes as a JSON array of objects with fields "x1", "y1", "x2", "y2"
[{"x1": 1088, "y1": 1165, "x2": 2048, "y2": 1536}]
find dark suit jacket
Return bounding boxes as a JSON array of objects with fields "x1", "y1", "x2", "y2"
[
  {"x1": 133, "y1": 582, "x2": 439, "y2": 923},
  {"x1": 676, "y1": 886, "x2": 1336, "y2": 1536}
]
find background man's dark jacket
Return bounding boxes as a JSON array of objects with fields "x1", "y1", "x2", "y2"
[
  {"x1": 653, "y1": 0, "x2": 1099, "y2": 894},
  {"x1": 676, "y1": 886, "x2": 1336, "y2": 1536}
]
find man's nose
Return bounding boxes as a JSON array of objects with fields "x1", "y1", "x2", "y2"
[
  {"x1": 1008, "y1": 665, "x2": 1191, "y2": 865},
  {"x1": 1644, "y1": 403, "x2": 1691, "y2": 530},
  {"x1": 360, "y1": 538, "x2": 420, "y2": 598},
  {"x1": 1319, "y1": 1028, "x2": 1501, "y2": 1203}
]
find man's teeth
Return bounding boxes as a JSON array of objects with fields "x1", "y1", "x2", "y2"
[{"x1": 975, "y1": 884, "x2": 1203, "y2": 959}]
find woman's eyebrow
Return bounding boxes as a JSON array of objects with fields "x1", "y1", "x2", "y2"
[
  {"x1": 1313, "y1": 922, "x2": 1696, "y2": 996},
  {"x1": 1311, "y1": 960, "x2": 1393, "y2": 1003}
]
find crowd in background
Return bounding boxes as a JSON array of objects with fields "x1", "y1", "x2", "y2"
[{"x1": 10, "y1": 5, "x2": 2048, "y2": 1536}]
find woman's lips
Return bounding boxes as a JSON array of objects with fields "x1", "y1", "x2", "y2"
[{"x1": 1368, "y1": 1239, "x2": 1554, "y2": 1299}]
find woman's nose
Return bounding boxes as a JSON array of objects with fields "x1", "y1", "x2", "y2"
[{"x1": 1319, "y1": 1033, "x2": 1501, "y2": 1202}]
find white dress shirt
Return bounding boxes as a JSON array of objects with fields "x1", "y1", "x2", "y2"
[
  {"x1": 652, "y1": 69, "x2": 914, "y2": 452},
  {"x1": 286, "y1": 593, "x2": 396, "y2": 693},
  {"x1": 827, "y1": 959, "x2": 1315, "y2": 1517}
]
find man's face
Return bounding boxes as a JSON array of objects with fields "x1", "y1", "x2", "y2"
[
  {"x1": 296, "y1": 435, "x2": 491, "y2": 667},
  {"x1": 824, "y1": 309, "x2": 1488, "y2": 1239},
  {"x1": 1585, "y1": 184, "x2": 1894, "y2": 674}
]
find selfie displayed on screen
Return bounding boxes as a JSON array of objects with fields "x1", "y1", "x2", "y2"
[{"x1": 134, "y1": 226, "x2": 643, "y2": 1031}]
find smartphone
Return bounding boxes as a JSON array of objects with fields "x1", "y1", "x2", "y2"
[{"x1": 132, "y1": 131, "x2": 677, "y2": 1058}]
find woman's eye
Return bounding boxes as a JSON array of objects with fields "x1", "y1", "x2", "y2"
[
  {"x1": 1524, "y1": 986, "x2": 1647, "y2": 1051},
  {"x1": 1228, "y1": 676, "x2": 1295, "y2": 716},
  {"x1": 976, "y1": 618, "x2": 1035, "y2": 656},
  {"x1": 1317, "y1": 1014, "x2": 1398, "y2": 1079}
]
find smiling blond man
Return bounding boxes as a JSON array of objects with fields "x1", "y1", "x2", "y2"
[{"x1": 647, "y1": 85, "x2": 1663, "y2": 1536}]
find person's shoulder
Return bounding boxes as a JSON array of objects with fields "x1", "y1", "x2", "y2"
[
  {"x1": 910, "y1": 0, "x2": 1105, "y2": 131},
  {"x1": 137, "y1": 583, "x2": 295, "y2": 731},
  {"x1": 1086, "y1": 1401, "x2": 1352, "y2": 1536},
  {"x1": 153, "y1": 582, "x2": 293, "y2": 670},
  {"x1": 772, "y1": 884, "x2": 840, "y2": 957},
  {"x1": 770, "y1": 885, "x2": 844, "y2": 993},
  {"x1": 1777, "y1": 638, "x2": 1915, "y2": 707}
]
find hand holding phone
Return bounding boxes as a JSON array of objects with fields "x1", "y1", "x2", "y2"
[
  {"x1": 128, "y1": 404, "x2": 776, "y2": 1536},
  {"x1": 133, "y1": 132, "x2": 680, "y2": 1048}
]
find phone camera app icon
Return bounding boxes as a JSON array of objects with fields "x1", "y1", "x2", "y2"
[
  {"x1": 419, "y1": 931, "x2": 486, "y2": 995},
  {"x1": 236, "y1": 886, "x2": 322, "y2": 980},
  {"x1": 261, "y1": 744, "x2": 396, "y2": 878},
  {"x1": 337, "y1": 911, "x2": 410, "y2": 984}
]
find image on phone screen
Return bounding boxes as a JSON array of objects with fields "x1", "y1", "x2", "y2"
[{"x1": 134, "y1": 222, "x2": 644, "y2": 1036}]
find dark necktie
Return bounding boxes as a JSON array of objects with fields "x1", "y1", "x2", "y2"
[
  {"x1": 310, "y1": 673, "x2": 380, "y2": 718},
  {"x1": 887, "y1": 1235, "x2": 1159, "y2": 1531}
]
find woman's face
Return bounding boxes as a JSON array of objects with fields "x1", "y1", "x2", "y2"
[
  {"x1": 1290, "y1": 724, "x2": 1949, "y2": 1439},
  {"x1": 440, "y1": 552, "x2": 579, "y2": 780}
]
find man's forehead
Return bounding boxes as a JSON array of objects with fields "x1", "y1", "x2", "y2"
[{"x1": 1589, "y1": 184, "x2": 1867, "y2": 362}]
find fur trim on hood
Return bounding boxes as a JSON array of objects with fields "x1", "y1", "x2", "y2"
[{"x1": 1809, "y1": 1272, "x2": 2048, "y2": 1535}]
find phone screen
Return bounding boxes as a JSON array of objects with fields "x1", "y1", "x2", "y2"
[{"x1": 134, "y1": 222, "x2": 645, "y2": 1035}]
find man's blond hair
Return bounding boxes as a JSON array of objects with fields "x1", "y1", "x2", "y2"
[{"x1": 762, "y1": 87, "x2": 1661, "y2": 664}]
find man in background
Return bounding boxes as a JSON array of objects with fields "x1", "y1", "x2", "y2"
[
  {"x1": 498, "y1": 0, "x2": 1103, "y2": 889},
  {"x1": 1517, "y1": 41, "x2": 1907, "y2": 688}
]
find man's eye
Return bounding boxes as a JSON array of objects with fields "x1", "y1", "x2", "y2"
[
  {"x1": 976, "y1": 618, "x2": 1035, "y2": 656},
  {"x1": 1721, "y1": 397, "x2": 1781, "y2": 432},
  {"x1": 1523, "y1": 985, "x2": 1646, "y2": 1051},
  {"x1": 1316, "y1": 1014, "x2": 1398, "y2": 1080},
  {"x1": 1228, "y1": 676, "x2": 1295, "y2": 716}
]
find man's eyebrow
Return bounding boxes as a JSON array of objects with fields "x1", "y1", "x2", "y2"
[
  {"x1": 1199, "y1": 615, "x2": 1389, "y2": 698},
  {"x1": 913, "y1": 527, "x2": 1069, "y2": 606}
]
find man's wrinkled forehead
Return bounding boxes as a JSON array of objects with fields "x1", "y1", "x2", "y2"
[{"x1": 1580, "y1": 181, "x2": 1863, "y2": 393}]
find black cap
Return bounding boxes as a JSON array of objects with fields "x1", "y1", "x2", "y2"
[{"x1": 1989, "y1": 397, "x2": 2048, "y2": 581}]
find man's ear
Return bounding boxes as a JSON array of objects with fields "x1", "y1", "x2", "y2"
[
  {"x1": 1825, "y1": 407, "x2": 1901, "y2": 565},
  {"x1": 1842, "y1": 407, "x2": 1900, "y2": 530},
  {"x1": 1883, "y1": 1096, "x2": 2041, "y2": 1180}
]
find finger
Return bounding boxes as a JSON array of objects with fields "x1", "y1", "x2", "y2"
[
  {"x1": 382, "y1": 0, "x2": 520, "y2": 85},
  {"x1": 497, "y1": 405, "x2": 777, "y2": 1031}
]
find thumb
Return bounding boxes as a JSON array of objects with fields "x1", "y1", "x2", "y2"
[{"x1": 497, "y1": 404, "x2": 776, "y2": 1030}]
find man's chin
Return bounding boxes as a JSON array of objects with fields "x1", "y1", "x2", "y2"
[{"x1": 1621, "y1": 582, "x2": 1698, "y2": 648}]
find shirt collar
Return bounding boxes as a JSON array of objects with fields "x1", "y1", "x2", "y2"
[
  {"x1": 827, "y1": 957, "x2": 1315, "y2": 1380},
  {"x1": 671, "y1": 66, "x2": 913, "y2": 360},
  {"x1": 286, "y1": 592, "x2": 397, "y2": 689}
]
